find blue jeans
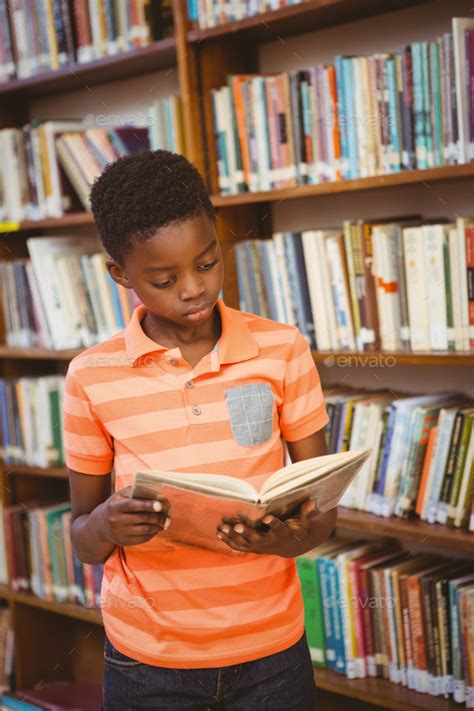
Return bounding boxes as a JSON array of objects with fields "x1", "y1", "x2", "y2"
[{"x1": 102, "y1": 632, "x2": 316, "y2": 710}]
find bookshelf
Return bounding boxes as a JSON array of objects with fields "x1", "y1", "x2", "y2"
[{"x1": 0, "y1": 0, "x2": 473, "y2": 707}]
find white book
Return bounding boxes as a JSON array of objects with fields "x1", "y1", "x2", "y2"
[
  {"x1": 265, "y1": 241, "x2": 287, "y2": 324},
  {"x1": 452, "y1": 18, "x2": 474, "y2": 163},
  {"x1": 41, "y1": 121, "x2": 86, "y2": 217},
  {"x1": 273, "y1": 233, "x2": 296, "y2": 326},
  {"x1": 91, "y1": 252, "x2": 119, "y2": 335},
  {"x1": 132, "y1": 449, "x2": 371, "y2": 555},
  {"x1": 26, "y1": 236, "x2": 101, "y2": 350},
  {"x1": 402, "y1": 226, "x2": 430, "y2": 351},
  {"x1": 324, "y1": 233, "x2": 356, "y2": 350},
  {"x1": 25, "y1": 261, "x2": 53, "y2": 349},
  {"x1": 252, "y1": 77, "x2": 271, "y2": 192},
  {"x1": 423, "y1": 224, "x2": 450, "y2": 351},
  {"x1": 302, "y1": 231, "x2": 331, "y2": 350}
]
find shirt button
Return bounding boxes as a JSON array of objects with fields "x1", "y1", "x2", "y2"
[
  {"x1": 169, "y1": 358, "x2": 179, "y2": 366},
  {"x1": 185, "y1": 380, "x2": 194, "y2": 388},
  {"x1": 192, "y1": 406, "x2": 201, "y2": 416}
]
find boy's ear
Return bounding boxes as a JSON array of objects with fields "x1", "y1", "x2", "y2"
[{"x1": 106, "y1": 258, "x2": 133, "y2": 289}]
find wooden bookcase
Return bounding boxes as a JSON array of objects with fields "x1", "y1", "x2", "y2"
[{"x1": 0, "y1": 0, "x2": 473, "y2": 708}]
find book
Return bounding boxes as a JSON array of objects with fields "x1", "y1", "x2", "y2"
[{"x1": 131, "y1": 448, "x2": 371, "y2": 554}]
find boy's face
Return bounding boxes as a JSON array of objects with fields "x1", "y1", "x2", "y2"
[{"x1": 107, "y1": 213, "x2": 224, "y2": 326}]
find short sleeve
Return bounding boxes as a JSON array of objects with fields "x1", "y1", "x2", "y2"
[
  {"x1": 63, "y1": 366, "x2": 114, "y2": 475},
  {"x1": 278, "y1": 329, "x2": 329, "y2": 442}
]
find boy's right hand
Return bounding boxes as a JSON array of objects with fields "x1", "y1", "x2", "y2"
[{"x1": 98, "y1": 486, "x2": 171, "y2": 546}]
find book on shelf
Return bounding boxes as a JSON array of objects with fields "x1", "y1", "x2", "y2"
[
  {"x1": 3, "y1": 500, "x2": 102, "y2": 609},
  {"x1": 296, "y1": 539, "x2": 474, "y2": 705},
  {"x1": 131, "y1": 448, "x2": 371, "y2": 555},
  {"x1": 187, "y1": 0, "x2": 306, "y2": 30},
  {"x1": 0, "y1": 235, "x2": 141, "y2": 350},
  {"x1": 0, "y1": 0, "x2": 173, "y2": 82},
  {"x1": 234, "y1": 216, "x2": 474, "y2": 354},
  {"x1": 0, "y1": 375, "x2": 65, "y2": 468},
  {"x1": 210, "y1": 18, "x2": 474, "y2": 195},
  {"x1": 0, "y1": 106, "x2": 185, "y2": 223},
  {"x1": 320, "y1": 386, "x2": 474, "y2": 531}
]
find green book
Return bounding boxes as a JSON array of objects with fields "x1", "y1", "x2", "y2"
[
  {"x1": 446, "y1": 410, "x2": 474, "y2": 526},
  {"x1": 45, "y1": 503, "x2": 71, "y2": 602},
  {"x1": 296, "y1": 552, "x2": 326, "y2": 667}
]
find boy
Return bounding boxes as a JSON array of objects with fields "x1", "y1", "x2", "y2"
[{"x1": 64, "y1": 150, "x2": 337, "y2": 710}]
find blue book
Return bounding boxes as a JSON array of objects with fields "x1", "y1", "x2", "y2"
[
  {"x1": 106, "y1": 272, "x2": 125, "y2": 329},
  {"x1": 243, "y1": 242, "x2": 259, "y2": 314},
  {"x1": 411, "y1": 43, "x2": 427, "y2": 169},
  {"x1": 421, "y1": 41, "x2": 433, "y2": 167},
  {"x1": 317, "y1": 556, "x2": 337, "y2": 670},
  {"x1": 386, "y1": 57, "x2": 401, "y2": 172},
  {"x1": 327, "y1": 557, "x2": 346, "y2": 673},
  {"x1": 373, "y1": 403, "x2": 397, "y2": 497},
  {"x1": 72, "y1": 553, "x2": 85, "y2": 606},
  {"x1": 211, "y1": 91, "x2": 230, "y2": 194},
  {"x1": 234, "y1": 244, "x2": 249, "y2": 312},
  {"x1": 342, "y1": 57, "x2": 358, "y2": 179},
  {"x1": 256, "y1": 241, "x2": 279, "y2": 321},
  {"x1": 334, "y1": 56, "x2": 349, "y2": 179},
  {"x1": 0, "y1": 697, "x2": 43, "y2": 710}
]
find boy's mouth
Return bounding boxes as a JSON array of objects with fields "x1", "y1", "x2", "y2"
[{"x1": 182, "y1": 301, "x2": 215, "y2": 322}]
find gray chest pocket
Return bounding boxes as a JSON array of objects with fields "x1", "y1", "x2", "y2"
[{"x1": 224, "y1": 382, "x2": 274, "y2": 447}]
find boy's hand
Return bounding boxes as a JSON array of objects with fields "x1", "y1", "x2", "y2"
[
  {"x1": 216, "y1": 499, "x2": 318, "y2": 557},
  {"x1": 98, "y1": 486, "x2": 171, "y2": 547}
]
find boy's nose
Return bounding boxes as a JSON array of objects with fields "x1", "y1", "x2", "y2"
[{"x1": 180, "y1": 274, "x2": 205, "y2": 300}]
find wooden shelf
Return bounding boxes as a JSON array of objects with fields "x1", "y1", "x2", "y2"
[
  {"x1": 0, "y1": 38, "x2": 176, "y2": 99},
  {"x1": 3, "y1": 464, "x2": 68, "y2": 479},
  {"x1": 0, "y1": 584, "x2": 9, "y2": 600},
  {"x1": 0, "y1": 346, "x2": 84, "y2": 360},
  {"x1": 4, "y1": 165, "x2": 474, "y2": 233},
  {"x1": 314, "y1": 667, "x2": 460, "y2": 711},
  {"x1": 336, "y1": 508, "x2": 473, "y2": 554},
  {"x1": 312, "y1": 350, "x2": 474, "y2": 367},
  {"x1": 212, "y1": 164, "x2": 474, "y2": 206},
  {"x1": 12, "y1": 592, "x2": 102, "y2": 625},
  {"x1": 188, "y1": 0, "x2": 428, "y2": 44}
]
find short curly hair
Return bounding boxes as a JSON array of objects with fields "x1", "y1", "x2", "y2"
[{"x1": 89, "y1": 149, "x2": 215, "y2": 263}]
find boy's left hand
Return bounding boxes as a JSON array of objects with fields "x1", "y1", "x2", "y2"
[{"x1": 216, "y1": 499, "x2": 317, "y2": 557}]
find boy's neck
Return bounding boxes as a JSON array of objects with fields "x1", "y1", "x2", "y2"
[{"x1": 141, "y1": 304, "x2": 222, "y2": 350}]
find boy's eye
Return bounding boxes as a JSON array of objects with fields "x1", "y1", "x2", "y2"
[
  {"x1": 151, "y1": 260, "x2": 218, "y2": 289},
  {"x1": 198, "y1": 259, "x2": 219, "y2": 271}
]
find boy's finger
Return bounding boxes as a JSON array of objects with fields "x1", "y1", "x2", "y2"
[
  {"x1": 261, "y1": 515, "x2": 286, "y2": 534},
  {"x1": 121, "y1": 497, "x2": 170, "y2": 515}
]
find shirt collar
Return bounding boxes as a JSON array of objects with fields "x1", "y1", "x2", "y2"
[{"x1": 124, "y1": 298, "x2": 259, "y2": 367}]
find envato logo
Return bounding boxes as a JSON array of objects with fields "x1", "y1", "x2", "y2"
[
  {"x1": 98, "y1": 596, "x2": 156, "y2": 610},
  {"x1": 323, "y1": 353, "x2": 397, "y2": 368},
  {"x1": 324, "y1": 596, "x2": 396, "y2": 610},
  {"x1": 325, "y1": 113, "x2": 395, "y2": 129},
  {"x1": 81, "y1": 354, "x2": 158, "y2": 368},
  {"x1": 83, "y1": 112, "x2": 153, "y2": 128}
]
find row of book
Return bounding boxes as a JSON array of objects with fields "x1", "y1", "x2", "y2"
[
  {"x1": 235, "y1": 217, "x2": 474, "y2": 353},
  {"x1": 296, "y1": 538, "x2": 474, "y2": 705},
  {"x1": 322, "y1": 387, "x2": 474, "y2": 531},
  {"x1": 4, "y1": 502, "x2": 103, "y2": 608},
  {"x1": 0, "y1": 0, "x2": 172, "y2": 82},
  {"x1": 212, "y1": 18, "x2": 474, "y2": 193},
  {"x1": 0, "y1": 236, "x2": 141, "y2": 350},
  {"x1": 0, "y1": 104, "x2": 185, "y2": 222},
  {"x1": 0, "y1": 376, "x2": 65, "y2": 468},
  {"x1": 187, "y1": 0, "x2": 304, "y2": 29}
]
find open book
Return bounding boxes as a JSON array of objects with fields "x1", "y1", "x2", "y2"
[{"x1": 131, "y1": 449, "x2": 371, "y2": 555}]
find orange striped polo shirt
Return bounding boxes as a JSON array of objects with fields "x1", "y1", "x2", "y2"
[{"x1": 63, "y1": 298, "x2": 328, "y2": 668}]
